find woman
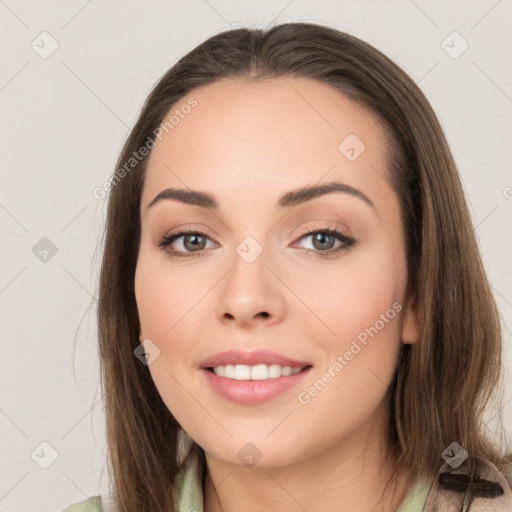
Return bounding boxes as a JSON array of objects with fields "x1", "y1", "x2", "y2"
[{"x1": 64, "y1": 22, "x2": 512, "y2": 512}]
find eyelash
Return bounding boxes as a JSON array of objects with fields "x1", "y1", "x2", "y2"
[{"x1": 156, "y1": 224, "x2": 356, "y2": 260}]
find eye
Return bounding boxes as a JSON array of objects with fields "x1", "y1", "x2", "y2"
[
  {"x1": 156, "y1": 229, "x2": 217, "y2": 259},
  {"x1": 292, "y1": 224, "x2": 356, "y2": 258}
]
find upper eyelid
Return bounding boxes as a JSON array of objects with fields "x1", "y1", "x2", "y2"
[
  {"x1": 163, "y1": 220, "x2": 351, "y2": 238},
  {"x1": 296, "y1": 222, "x2": 350, "y2": 236},
  {"x1": 165, "y1": 225, "x2": 347, "y2": 238}
]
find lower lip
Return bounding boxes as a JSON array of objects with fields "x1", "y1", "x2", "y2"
[{"x1": 200, "y1": 366, "x2": 313, "y2": 405}]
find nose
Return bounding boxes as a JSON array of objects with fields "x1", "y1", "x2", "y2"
[{"x1": 214, "y1": 251, "x2": 286, "y2": 329}]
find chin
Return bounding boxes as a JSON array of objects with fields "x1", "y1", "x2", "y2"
[{"x1": 201, "y1": 432, "x2": 307, "y2": 469}]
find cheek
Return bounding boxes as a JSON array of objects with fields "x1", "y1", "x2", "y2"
[
  {"x1": 135, "y1": 261, "x2": 174, "y2": 339},
  {"x1": 290, "y1": 238, "x2": 406, "y2": 410},
  {"x1": 134, "y1": 247, "x2": 209, "y2": 339},
  {"x1": 294, "y1": 239, "x2": 407, "y2": 349},
  {"x1": 134, "y1": 249, "x2": 214, "y2": 403}
]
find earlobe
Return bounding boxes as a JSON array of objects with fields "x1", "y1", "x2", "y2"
[{"x1": 402, "y1": 295, "x2": 420, "y2": 344}]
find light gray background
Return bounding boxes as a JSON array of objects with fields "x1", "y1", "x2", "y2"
[{"x1": 1, "y1": 1, "x2": 511, "y2": 511}]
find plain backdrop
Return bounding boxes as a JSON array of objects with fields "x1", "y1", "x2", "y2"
[{"x1": 1, "y1": 1, "x2": 511, "y2": 510}]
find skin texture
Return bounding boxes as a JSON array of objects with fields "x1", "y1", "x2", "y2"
[{"x1": 134, "y1": 76, "x2": 419, "y2": 512}]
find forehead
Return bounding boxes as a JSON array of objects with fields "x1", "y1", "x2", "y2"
[{"x1": 141, "y1": 76, "x2": 390, "y2": 210}]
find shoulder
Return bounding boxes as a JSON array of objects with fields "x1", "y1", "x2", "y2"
[
  {"x1": 423, "y1": 457, "x2": 512, "y2": 511},
  {"x1": 61, "y1": 495, "x2": 102, "y2": 512}
]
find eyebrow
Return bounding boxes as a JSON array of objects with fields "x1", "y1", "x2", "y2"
[{"x1": 146, "y1": 181, "x2": 375, "y2": 211}]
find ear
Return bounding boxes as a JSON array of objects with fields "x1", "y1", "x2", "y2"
[{"x1": 401, "y1": 295, "x2": 420, "y2": 344}]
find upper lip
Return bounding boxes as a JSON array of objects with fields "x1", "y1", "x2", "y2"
[{"x1": 200, "y1": 349, "x2": 312, "y2": 369}]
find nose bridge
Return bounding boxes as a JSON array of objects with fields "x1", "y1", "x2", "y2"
[{"x1": 214, "y1": 232, "x2": 285, "y2": 325}]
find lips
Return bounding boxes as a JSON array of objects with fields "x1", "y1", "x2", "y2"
[
  {"x1": 199, "y1": 349, "x2": 312, "y2": 370},
  {"x1": 199, "y1": 349, "x2": 314, "y2": 405},
  {"x1": 201, "y1": 364, "x2": 313, "y2": 405}
]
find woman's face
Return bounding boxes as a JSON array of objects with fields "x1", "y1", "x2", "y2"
[{"x1": 134, "y1": 76, "x2": 418, "y2": 468}]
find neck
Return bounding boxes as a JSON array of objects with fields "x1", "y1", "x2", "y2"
[{"x1": 202, "y1": 401, "x2": 409, "y2": 512}]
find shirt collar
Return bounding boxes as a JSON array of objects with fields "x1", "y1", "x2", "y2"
[{"x1": 173, "y1": 450, "x2": 512, "y2": 512}]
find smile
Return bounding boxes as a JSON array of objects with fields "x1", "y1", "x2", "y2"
[{"x1": 201, "y1": 365, "x2": 313, "y2": 405}]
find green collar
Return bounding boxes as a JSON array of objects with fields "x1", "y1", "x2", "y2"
[{"x1": 173, "y1": 454, "x2": 512, "y2": 511}]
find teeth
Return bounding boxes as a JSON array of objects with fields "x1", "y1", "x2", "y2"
[{"x1": 211, "y1": 364, "x2": 304, "y2": 380}]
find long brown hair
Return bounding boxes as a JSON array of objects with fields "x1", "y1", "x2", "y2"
[{"x1": 95, "y1": 22, "x2": 511, "y2": 511}]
